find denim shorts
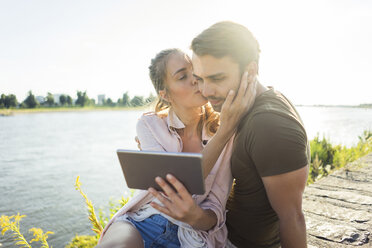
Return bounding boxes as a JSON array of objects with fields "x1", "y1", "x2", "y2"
[{"x1": 127, "y1": 214, "x2": 180, "y2": 248}]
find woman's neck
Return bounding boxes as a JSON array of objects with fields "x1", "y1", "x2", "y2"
[{"x1": 172, "y1": 106, "x2": 201, "y2": 138}]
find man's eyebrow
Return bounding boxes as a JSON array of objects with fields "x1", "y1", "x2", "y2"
[{"x1": 172, "y1": 68, "x2": 187, "y2": 77}]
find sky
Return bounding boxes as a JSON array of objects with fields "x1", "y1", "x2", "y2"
[{"x1": 1, "y1": 0, "x2": 371, "y2": 105}]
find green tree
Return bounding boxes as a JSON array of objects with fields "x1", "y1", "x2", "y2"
[
  {"x1": 66, "y1": 95, "x2": 73, "y2": 106},
  {"x1": 75, "y1": 91, "x2": 90, "y2": 107},
  {"x1": 145, "y1": 92, "x2": 157, "y2": 104},
  {"x1": 45, "y1": 92, "x2": 54, "y2": 106},
  {"x1": 105, "y1": 98, "x2": 115, "y2": 107},
  {"x1": 0, "y1": 94, "x2": 18, "y2": 108},
  {"x1": 7, "y1": 94, "x2": 18, "y2": 108},
  {"x1": 0, "y1": 94, "x2": 5, "y2": 108},
  {"x1": 59, "y1": 95, "x2": 67, "y2": 106},
  {"x1": 23, "y1": 91, "x2": 39, "y2": 108},
  {"x1": 130, "y1": 95, "x2": 144, "y2": 107},
  {"x1": 122, "y1": 92, "x2": 130, "y2": 107}
]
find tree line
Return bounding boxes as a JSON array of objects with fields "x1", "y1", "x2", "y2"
[{"x1": 0, "y1": 91, "x2": 157, "y2": 109}]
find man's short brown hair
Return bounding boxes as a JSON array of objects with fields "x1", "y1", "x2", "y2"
[{"x1": 191, "y1": 21, "x2": 261, "y2": 71}]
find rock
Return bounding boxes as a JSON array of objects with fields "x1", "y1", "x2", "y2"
[{"x1": 304, "y1": 153, "x2": 372, "y2": 247}]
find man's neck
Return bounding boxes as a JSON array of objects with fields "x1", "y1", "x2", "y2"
[{"x1": 256, "y1": 81, "x2": 269, "y2": 97}]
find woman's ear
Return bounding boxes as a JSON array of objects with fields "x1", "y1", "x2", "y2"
[{"x1": 159, "y1": 89, "x2": 170, "y2": 103}]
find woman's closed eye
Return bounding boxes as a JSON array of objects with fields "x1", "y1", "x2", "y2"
[{"x1": 179, "y1": 74, "x2": 187, "y2": 80}]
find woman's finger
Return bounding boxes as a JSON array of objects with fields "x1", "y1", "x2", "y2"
[
  {"x1": 154, "y1": 177, "x2": 183, "y2": 205},
  {"x1": 148, "y1": 187, "x2": 175, "y2": 211},
  {"x1": 232, "y1": 71, "x2": 248, "y2": 107},
  {"x1": 243, "y1": 79, "x2": 257, "y2": 109},
  {"x1": 245, "y1": 76, "x2": 256, "y2": 98},
  {"x1": 221, "y1": 90, "x2": 235, "y2": 112},
  {"x1": 135, "y1": 136, "x2": 142, "y2": 150},
  {"x1": 149, "y1": 201, "x2": 172, "y2": 217},
  {"x1": 165, "y1": 174, "x2": 193, "y2": 201}
]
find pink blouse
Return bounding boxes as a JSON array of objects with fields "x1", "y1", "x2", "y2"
[{"x1": 99, "y1": 110, "x2": 233, "y2": 248}]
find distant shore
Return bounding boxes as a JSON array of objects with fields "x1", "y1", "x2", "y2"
[
  {"x1": 296, "y1": 104, "x2": 372, "y2": 108},
  {"x1": 0, "y1": 106, "x2": 151, "y2": 116},
  {"x1": 1, "y1": 104, "x2": 371, "y2": 117}
]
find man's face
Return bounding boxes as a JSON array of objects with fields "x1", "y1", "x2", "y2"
[{"x1": 192, "y1": 54, "x2": 241, "y2": 112}]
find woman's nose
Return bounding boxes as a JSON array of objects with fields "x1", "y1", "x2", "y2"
[{"x1": 191, "y1": 77, "x2": 197, "y2": 85}]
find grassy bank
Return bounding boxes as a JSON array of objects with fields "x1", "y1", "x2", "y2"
[
  {"x1": 0, "y1": 106, "x2": 151, "y2": 116},
  {"x1": 308, "y1": 130, "x2": 372, "y2": 183}
]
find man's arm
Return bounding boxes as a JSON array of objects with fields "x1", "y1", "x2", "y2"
[{"x1": 262, "y1": 165, "x2": 308, "y2": 248}]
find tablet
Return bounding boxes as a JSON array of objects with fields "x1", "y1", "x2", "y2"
[{"x1": 117, "y1": 149, "x2": 205, "y2": 195}]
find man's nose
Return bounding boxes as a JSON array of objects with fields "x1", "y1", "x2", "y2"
[{"x1": 200, "y1": 82, "x2": 214, "y2": 98}]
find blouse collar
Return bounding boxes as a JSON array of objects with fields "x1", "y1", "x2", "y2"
[{"x1": 165, "y1": 108, "x2": 211, "y2": 146}]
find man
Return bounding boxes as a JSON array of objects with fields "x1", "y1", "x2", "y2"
[{"x1": 191, "y1": 21, "x2": 309, "y2": 248}]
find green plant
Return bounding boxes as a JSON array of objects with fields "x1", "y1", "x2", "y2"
[
  {"x1": 68, "y1": 177, "x2": 134, "y2": 248},
  {"x1": 307, "y1": 130, "x2": 372, "y2": 184},
  {"x1": 310, "y1": 134, "x2": 336, "y2": 166},
  {"x1": 74, "y1": 176, "x2": 103, "y2": 235},
  {"x1": 65, "y1": 235, "x2": 98, "y2": 248},
  {"x1": 0, "y1": 213, "x2": 53, "y2": 248}
]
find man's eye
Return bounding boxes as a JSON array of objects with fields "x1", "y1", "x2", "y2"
[
  {"x1": 212, "y1": 77, "x2": 224, "y2": 81},
  {"x1": 179, "y1": 75, "x2": 187, "y2": 80}
]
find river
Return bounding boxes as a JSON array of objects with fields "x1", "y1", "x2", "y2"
[{"x1": 0, "y1": 107, "x2": 371, "y2": 247}]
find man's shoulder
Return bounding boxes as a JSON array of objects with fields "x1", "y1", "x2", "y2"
[
  {"x1": 238, "y1": 89, "x2": 304, "y2": 134},
  {"x1": 239, "y1": 110, "x2": 299, "y2": 136}
]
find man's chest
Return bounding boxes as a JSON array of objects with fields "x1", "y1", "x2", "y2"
[{"x1": 230, "y1": 133, "x2": 264, "y2": 193}]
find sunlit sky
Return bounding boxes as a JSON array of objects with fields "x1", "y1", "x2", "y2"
[{"x1": 1, "y1": 0, "x2": 371, "y2": 105}]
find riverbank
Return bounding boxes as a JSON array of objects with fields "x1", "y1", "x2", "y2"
[
  {"x1": 0, "y1": 106, "x2": 151, "y2": 116},
  {"x1": 297, "y1": 104, "x2": 372, "y2": 108},
  {"x1": 305, "y1": 152, "x2": 372, "y2": 247},
  {"x1": 2, "y1": 105, "x2": 372, "y2": 117}
]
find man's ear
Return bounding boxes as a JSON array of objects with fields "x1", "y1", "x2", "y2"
[
  {"x1": 245, "y1": 61, "x2": 258, "y2": 77},
  {"x1": 244, "y1": 61, "x2": 258, "y2": 83},
  {"x1": 159, "y1": 89, "x2": 170, "y2": 103}
]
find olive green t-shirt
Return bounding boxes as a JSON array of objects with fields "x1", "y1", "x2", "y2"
[{"x1": 226, "y1": 87, "x2": 309, "y2": 248}]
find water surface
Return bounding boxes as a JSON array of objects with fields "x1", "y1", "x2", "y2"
[{"x1": 0, "y1": 107, "x2": 371, "y2": 247}]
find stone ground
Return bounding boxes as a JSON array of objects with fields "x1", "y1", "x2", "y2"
[{"x1": 304, "y1": 153, "x2": 372, "y2": 247}]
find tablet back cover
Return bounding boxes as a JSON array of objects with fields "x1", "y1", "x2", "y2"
[{"x1": 117, "y1": 149, "x2": 205, "y2": 195}]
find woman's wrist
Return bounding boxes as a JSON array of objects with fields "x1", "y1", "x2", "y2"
[
  {"x1": 187, "y1": 205, "x2": 203, "y2": 227},
  {"x1": 214, "y1": 126, "x2": 233, "y2": 144},
  {"x1": 188, "y1": 206, "x2": 216, "y2": 231}
]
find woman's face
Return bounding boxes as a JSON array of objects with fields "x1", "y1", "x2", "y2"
[{"x1": 163, "y1": 53, "x2": 207, "y2": 109}]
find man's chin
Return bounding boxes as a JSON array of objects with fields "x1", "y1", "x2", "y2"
[
  {"x1": 211, "y1": 104, "x2": 222, "y2": 112},
  {"x1": 208, "y1": 98, "x2": 224, "y2": 112}
]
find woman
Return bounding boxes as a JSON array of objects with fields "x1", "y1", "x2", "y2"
[{"x1": 97, "y1": 48, "x2": 256, "y2": 248}]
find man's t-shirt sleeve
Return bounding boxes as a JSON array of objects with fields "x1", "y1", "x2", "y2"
[{"x1": 248, "y1": 113, "x2": 309, "y2": 177}]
